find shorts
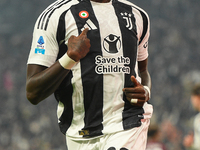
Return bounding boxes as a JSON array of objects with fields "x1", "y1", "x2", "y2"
[{"x1": 66, "y1": 118, "x2": 150, "y2": 150}]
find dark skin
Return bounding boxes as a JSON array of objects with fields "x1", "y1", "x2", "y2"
[
  {"x1": 26, "y1": 28, "x2": 91, "y2": 104},
  {"x1": 26, "y1": 0, "x2": 151, "y2": 106},
  {"x1": 123, "y1": 68, "x2": 151, "y2": 107}
]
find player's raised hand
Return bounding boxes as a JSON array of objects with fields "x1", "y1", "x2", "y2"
[
  {"x1": 67, "y1": 28, "x2": 91, "y2": 62},
  {"x1": 123, "y1": 75, "x2": 150, "y2": 107}
]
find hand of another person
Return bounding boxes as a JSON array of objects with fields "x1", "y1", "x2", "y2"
[
  {"x1": 123, "y1": 75, "x2": 150, "y2": 107},
  {"x1": 67, "y1": 28, "x2": 91, "y2": 62}
]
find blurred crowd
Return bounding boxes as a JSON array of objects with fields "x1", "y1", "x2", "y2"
[{"x1": 0, "y1": 0, "x2": 200, "y2": 149}]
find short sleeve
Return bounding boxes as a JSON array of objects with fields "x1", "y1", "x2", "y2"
[
  {"x1": 27, "y1": 13, "x2": 59, "y2": 67},
  {"x1": 137, "y1": 10, "x2": 150, "y2": 62}
]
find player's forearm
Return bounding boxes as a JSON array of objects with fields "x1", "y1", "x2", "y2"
[
  {"x1": 140, "y1": 70, "x2": 151, "y2": 90},
  {"x1": 138, "y1": 59, "x2": 151, "y2": 89},
  {"x1": 26, "y1": 62, "x2": 69, "y2": 104},
  {"x1": 140, "y1": 70, "x2": 151, "y2": 101}
]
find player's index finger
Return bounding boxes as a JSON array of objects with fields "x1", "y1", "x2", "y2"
[{"x1": 80, "y1": 28, "x2": 89, "y2": 36}]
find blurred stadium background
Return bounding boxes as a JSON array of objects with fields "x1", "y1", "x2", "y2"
[{"x1": 0, "y1": 0, "x2": 200, "y2": 149}]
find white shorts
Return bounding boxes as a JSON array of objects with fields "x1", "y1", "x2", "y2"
[{"x1": 66, "y1": 118, "x2": 150, "y2": 150}]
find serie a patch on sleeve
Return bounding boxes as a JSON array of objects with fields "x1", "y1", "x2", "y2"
[{"x1": 35, "y1": 36, "x2": 45, "y2": 54}]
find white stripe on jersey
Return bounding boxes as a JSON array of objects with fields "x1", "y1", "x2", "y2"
[
  {"x1": 91, "y1": 1, "x2": 125, "y2": 133},
  {"x1": 66, "y1": 63, "x2": 86, "y2": 137}
]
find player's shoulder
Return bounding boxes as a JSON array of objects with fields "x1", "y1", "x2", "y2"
[
  {"x1": 42, "y1": 0, "x2": 79, "y2": 15},
  {"x1": 117, "y1": 0, "x2": 149, "y2": 17},
  {"x1": 35, "y1": 0, "x2": 79, "y2": 31},
  {"x1": 37, "y1": 0, "x2": 80, "y2": 21}
]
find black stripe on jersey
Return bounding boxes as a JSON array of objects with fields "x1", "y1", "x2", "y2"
[
  {"x1": 70, "y1": 0, "x2": 104, "y2": 137},
  {"x1": 37, "y1": 1, "x2": 60, "y2": 29},
  {"x1": 56, "y1": 10, "x2": 70, "y2": 59},
  {"x1": 54, "y1": 10, "x2": 73, "y2": 135},
  {"x1": 136, "y1": 9, "x2": 148, "y2": 45},
  {"x1": 44, "y1": 0, "x2": 72, "y2": 30},
  {"x1": 54, "y1": 74, "x2": 74, "y2": 135},
  {"x1": 37, "y1": 0, "x2": 72, "y2": 30},
  {"x1": 112, "y1": 0, "x2": 144, "y2": 130}
]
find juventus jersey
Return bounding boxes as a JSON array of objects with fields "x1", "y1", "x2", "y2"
[{"x1": 27, "y1": 0, "x2": 153, "y2": 139}]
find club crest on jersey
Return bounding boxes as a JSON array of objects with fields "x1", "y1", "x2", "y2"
[
  {"x1": 79, "y1": 11, "x2": 89, "y2": 19},
  {"x1": 103, "y1": 34, "x2": 121, "y2": 54},
  {"x1": 121, "y1": 12, "x2": 133, "y2": 30},
  {"x1": 35, "y1": 36, "x2": 45, "y2": 55}
]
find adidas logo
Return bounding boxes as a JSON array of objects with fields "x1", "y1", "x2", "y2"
[{"x1": 81, "y1": 19, "x2": 97, "y2": 31}]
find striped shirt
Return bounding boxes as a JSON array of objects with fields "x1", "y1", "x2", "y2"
[{"x1": 27, "y1": 0, "x2": 152, "y2": 139}]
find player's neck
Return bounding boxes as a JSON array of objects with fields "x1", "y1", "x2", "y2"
[{"x1": 90, "y1": 0, "x2": 111, "y2": 3}]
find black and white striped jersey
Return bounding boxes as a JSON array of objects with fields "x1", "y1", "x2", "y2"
[{"x1": 27, "y1": 0, "x2": 152, "y2": 139}]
